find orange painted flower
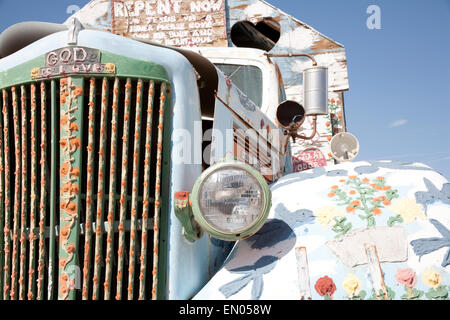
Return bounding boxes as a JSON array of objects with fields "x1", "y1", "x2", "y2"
[
  {"x1": 328, "y1": 192, "x2": 336, "y2": 198},
  {"x1": 60, "y1": 163, "x2": 70, "y2": 177},
  {"x1": 383, "y1": 200, "x2": 391, "y2": 206},
  {"x1": 351, "y1": 200, "x2": 361, "y2": 207},
  {"x1": 362, "y1": 178, "x2": 370, "y2": 183},
  {"x1": 372, "y1": 208, "x2": 382, "y2": 216},
  {"x1": 326, "y1": 121, "x2": 331, "y2": 127},
  {"x1": 331, "y1": 185, "x2": 339, "y2": 190},
  {"x1": 349, "y1": 176, "x2": 357, "y2": 180},
  {"x1": 349, "y1": 190, "x2": 357, "y2": 195},
  {"x1": 330, "y1": 98, "x2": 336, "y2": 104},
  {"x1": 346, "y1": 206, "x2": 356, "y2": 214},
  {"x1": 74, "y1": 86, "x2": 83, "y2": 97}
]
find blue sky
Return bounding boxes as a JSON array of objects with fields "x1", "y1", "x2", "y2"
[{"x1": 0, "y1": 0, "x2": 449, "y2": 178}]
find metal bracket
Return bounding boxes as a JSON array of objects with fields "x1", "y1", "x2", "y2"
[
  {"x1": 174, "y1": 191, "x2": 203, "y2": 243},
  {"x1": 67, "y1": 17, "x2": 84, "y2": 45}
]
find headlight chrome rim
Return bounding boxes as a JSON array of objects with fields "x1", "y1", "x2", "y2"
[{"x1": 191, "y1": 161, "x2": 271, "y2": 241}]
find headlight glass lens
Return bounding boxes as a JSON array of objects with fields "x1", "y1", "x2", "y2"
[{"x1": 198, "y1": 167, "x2": 264, "y2": 234}]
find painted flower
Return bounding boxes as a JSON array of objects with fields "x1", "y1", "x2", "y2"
[
  {"x1": 371, "y1": 208, "x2": 382, "y2": 216},
  {"x1": 74, "y1": 86, "x2": 83, "y2": 97},
  {"x1": 390, "y1": 198, "x2": 426, "y2": 224},
  {"x1": 343, "y1": 274, "x2": 362, "y2": 298},
  {"x1": 422, "y1": 269, "x2": 442, "y2": 289},
  {"x1": 395, "y1": 268, "x2": 417, "y2": 288},
  {"x1": 315, "y1": 276, "x2": 336, "y2": 298},
  {"x1": 314, "y1": 206, "x2": 345, "y2": 229}
]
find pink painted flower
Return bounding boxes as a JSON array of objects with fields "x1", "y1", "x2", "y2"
[{"x1": 395, "y1": 268, "x2": 417, "y2": 288}]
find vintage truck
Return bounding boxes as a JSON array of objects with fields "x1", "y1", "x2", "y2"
[{"x1": 0, "y1": 1, "x2": 448, "y2": 301}]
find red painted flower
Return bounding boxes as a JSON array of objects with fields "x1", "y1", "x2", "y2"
[
  {"x1": 314, "y1": 276, "x2": 336, "y2": 298},
  {"x1": 395, "y1": 268, "x2": 417, "y2": 288}
]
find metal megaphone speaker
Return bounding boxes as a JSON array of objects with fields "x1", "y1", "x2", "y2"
[
  {"x1": 330, "y1": 132, "x2": 360, "y2": 162},
  {"x1": 275, "y1": 100, "x2": 306, "y2": 131}
]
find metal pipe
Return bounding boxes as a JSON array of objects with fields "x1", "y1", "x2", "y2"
[
  {"x1": 267, "y1": 53, "x2": 318, "y2": 66},
  {"x1": 292, "y1": 116, "x2": 318, "y2": 141}
]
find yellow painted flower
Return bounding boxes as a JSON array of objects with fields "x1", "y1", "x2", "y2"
[
  {"x1": 314, "y1": 206, "x2": 345, "y2": 230},
  {"x1": 422, "y1": 269, "x2": 442, "y2": 289},
  {"x1": 343, "y1": 274, "x2": 362, "y2": 298},
  {"x1": 390, "y1": 198, "x2": 426, "y2": 224}
]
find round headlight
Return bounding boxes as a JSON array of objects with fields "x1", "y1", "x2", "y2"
[{"x1": 191, "y1": 161, "x2": 271, "y2": 241}]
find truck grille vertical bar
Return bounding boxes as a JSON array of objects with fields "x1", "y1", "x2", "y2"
[
  {"x1": 116, "y1": 78, "x2": 132, "y2": 300},
  {"x1": 58, "y1": 77, "x2": 84, "y2": 300},
  {"x1": 127, "y1": 79, "x2": 144, "y2": 300},
  {"x1": 48, "y1": 80, "x2": 57, "y2": 300},
  {"x1": 104, "y1": 77, "x2": 120, "y2": 300},
  {"x1": 1, "y1": 89, "x2": 10, "y2": 301},
  {"x1": 138, "y1": 80, "x2": 155, "y2": 300},
  {"x1": 19, "y1": 85, "x2": 28, "y2": 300},
  {"x1": 37, "y1": 82, "x2": 48, "y2": 301},
  {"x1": 152, "y1": 82, "x2": 168, "y2": 300},
  {"x1": 27, "y1": 84, "x2": 38, "y2": 300},
  {"x1": 0, "y1": 89, "x2": 4, "y2": 301},
  {"x1": 82, "y1": 78, "x2": 96, "y2": 300},
  {"x1": 10, "y1": 86, "x2": 21, "y2": 300},
  {"x1": 92, "y1": 78, "x2": 109, "y2": 300}
]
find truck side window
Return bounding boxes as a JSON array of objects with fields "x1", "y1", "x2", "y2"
[{"x1": 214, "y1": 64, "x2": 263, "y2": 108}]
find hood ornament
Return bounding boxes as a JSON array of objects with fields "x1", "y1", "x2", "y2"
[{"x1": 67, "y1": 17, "x2": 84, "y2": 45}]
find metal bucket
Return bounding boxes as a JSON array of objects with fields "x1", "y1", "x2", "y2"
[{"x1": 303, "y1": 66, "x2": 329, "y2": 116}]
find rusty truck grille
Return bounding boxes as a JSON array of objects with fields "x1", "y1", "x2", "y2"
[{"x1": 0, "y1": 76, "x2": 170, "y2": 300}]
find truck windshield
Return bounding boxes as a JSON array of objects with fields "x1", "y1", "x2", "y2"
[{"x1": 214, "y1": 64, "x2": 263, "y2": 108}]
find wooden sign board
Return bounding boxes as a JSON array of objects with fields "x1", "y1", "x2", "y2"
[{"x1": 111, "y1": 0, "x2": 228, "y2": 47}]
